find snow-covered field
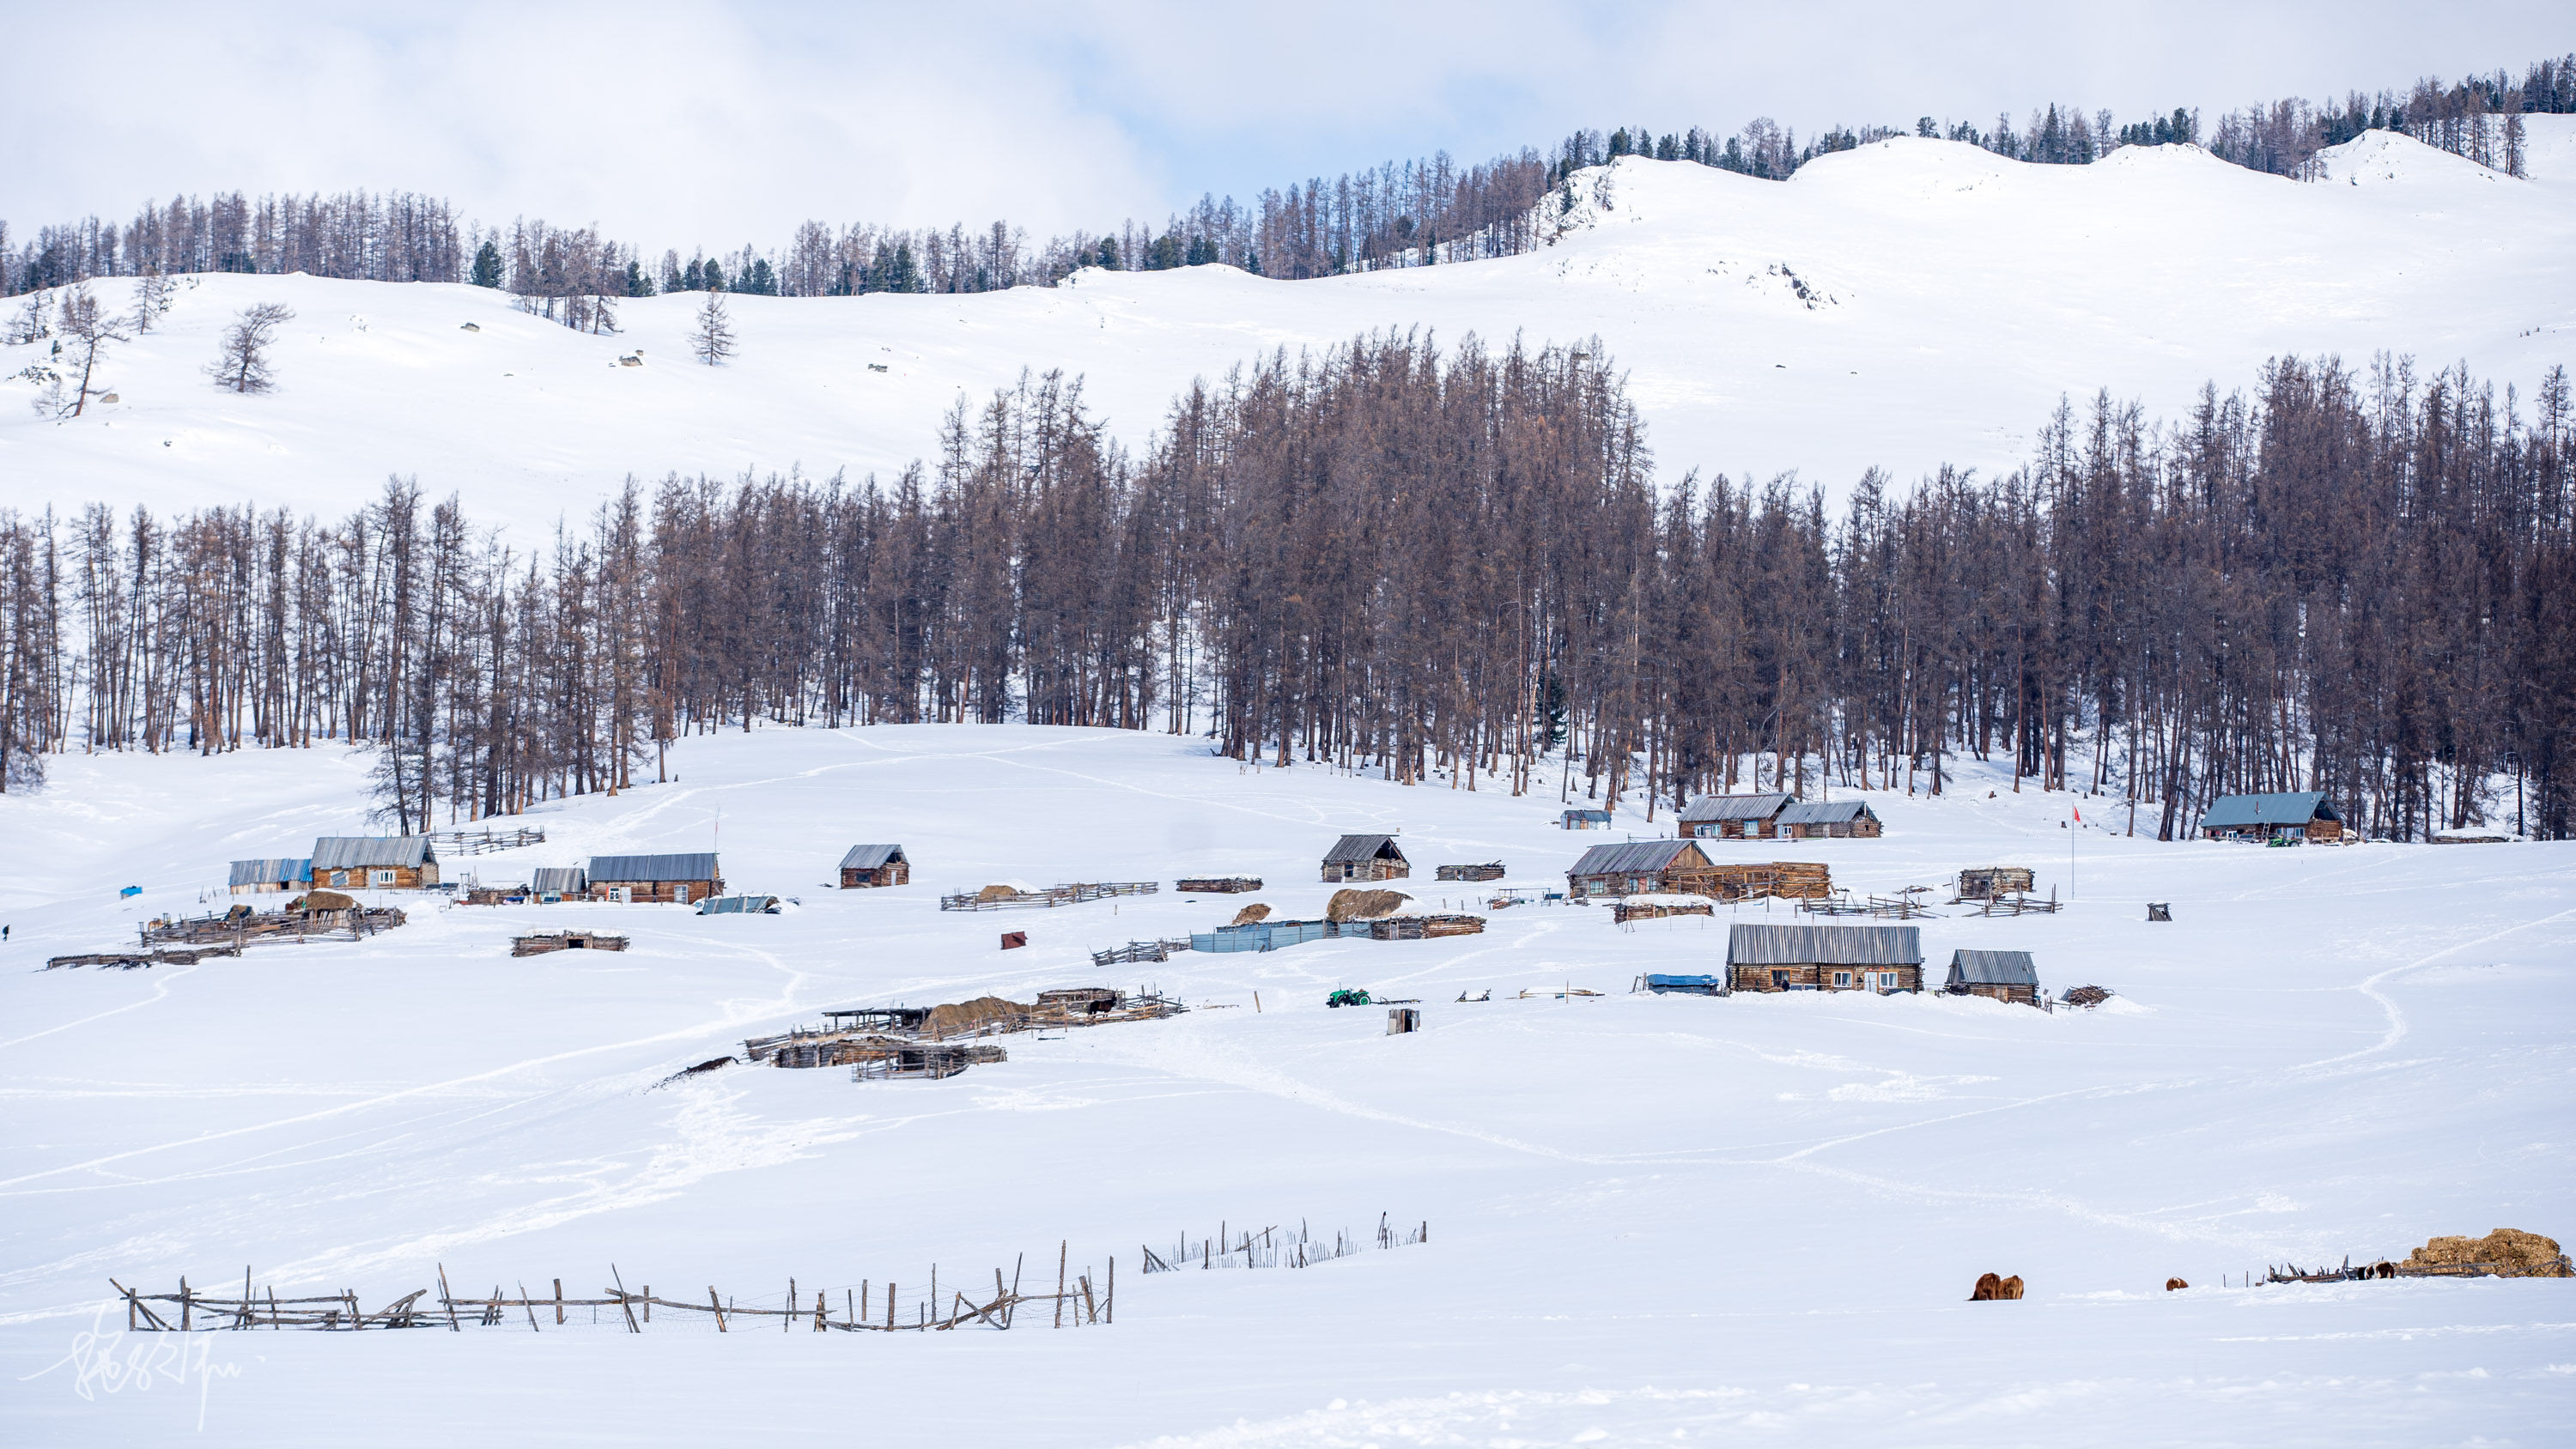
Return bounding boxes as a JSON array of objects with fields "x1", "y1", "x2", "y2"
[
  {"x1": 3, "y1": 724, "x2": 2571, "y2": 1445},
  {"x1": 8, "y1": 122, "x2": 2575, "y2": 526}
]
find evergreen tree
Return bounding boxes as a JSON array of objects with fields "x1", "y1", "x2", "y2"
[
  {"x1": 470, "y1": 240, "x2": 502, "y2": 288},
  {"x1": 623, "y1": 259, "x2": 653, "y2": 297}
]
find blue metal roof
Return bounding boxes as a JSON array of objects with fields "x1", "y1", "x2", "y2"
[{"x1": 2200, "y1": 791, "x2": 2336, "y2": 828}]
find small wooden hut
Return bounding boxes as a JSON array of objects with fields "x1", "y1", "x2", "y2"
[
  {"x1": 1560, "y1": 809, "x2": 1613, "y2": 829},
  {"x1": 309, "y1": 837, "x2": 440, "y2": 891},
  {"x1": 2199, "y1": 791, "x2": 2346, "y2": 842},
  {"x1": 531, "y1": 866, "x2": 587, "y2": 900},
  {"x1": 1777, "y1": 800, "x2": 1884, "y2": 839},
  {"x1": 1436, "y1": 862, "x2": 1506, "y2": 882},
  {"x1": 587, "y1": 852, "x2": 722, "y2": 905},
  {"x1": 228, "y1": 858, "x2": 311, "y2": 895},
  {"x1": 1957, "y1": 865, "x2": 2035, "y2": 901},
  {"x1": 1944, "y1": 949, "x2": 2040, "y2": 1005},
  {"x1": 1176, "y1": 876, "x2": 1262, "y2": 893},
  {"x1": 1565, "y1": 840, "x2": 1720, "y2": 897},
  {"x1": 1676, "y1": 792, "x2": 1792, "y2": 840},
  {"x1": 1725, "y1": 923, "x2": 1923, "y2": 993},
  {"x1": 512, "y1": 930, "x2": 629, "y2": 957},
  {"x1": 838, "y1": 843, "x2": 910, "y2": 888},
  {"x1": 1322, "y1": 834, "x2": 1411, "y2": 882}
]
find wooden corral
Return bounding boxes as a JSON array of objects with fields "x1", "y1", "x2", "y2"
[
  {"x1": 2199, "y1": 791, "x2": 2347, "y2": 842},
  {"x1": 1944, "y1": 949, "x2": 2041, "y2": 1005},
  {"x1": 141, "y1": 901, "x2": 404, "y2": 950},
  {"x1": 511, "y1": 930, "x2": 629, "y2": 957},
  {"x1": 1613, "y1": 900, "x2": 1714, "y2": 925},
  {"x1": 589, "y1": 852, "x2": 722, "y2": 905},
  {"x1": 1435, "y1": 863, "x2": 1506, "y2": 882},
  {"x1": 1800, "y1": 888, "x2": 1938, "y2": 919},
  {"x1": 1726, "y1": 923, "x2": 1923, "y2": 993},
  {"x1": 1091, "y1": 938, "x2": 1194, "y2": 967},
  {"x1": 1777, "y1": 800, "x2": 1883, "y2": 839},
  {"x1": 310, "y1": 835, "x2": 440, "y2": 890},
  {"x1": 1955, "y1": 866, "x2": 2034, "y2": 901},
  {"x1": 939, "y1": 882, "x2": 1158, "y2": 911},
  {"x1": 1675, "y1": 792, "x2": 1792, "y2": 840},
  {"x1": 1321, "y1": 834, "x2": 1410, "y2": 882},
  {"x1": 1176, "y1": 876, "x2": 1262, "y2": 894},
  {"x1": 838, "y1": 844, "x2": 910, "y2": 888},
  {"x1": 47, "y1": 946, "x2": 242, "y2": 970},
  {"x1": 854, "y1": 1042, "x2": 1007, "y2": 1081}
]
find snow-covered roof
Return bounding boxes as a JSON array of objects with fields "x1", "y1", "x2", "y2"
[{"x1": 1728, "y1": 924, "x2": 1923, "y2": 967}]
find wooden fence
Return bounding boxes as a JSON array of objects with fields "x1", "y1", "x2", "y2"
[
  {"x1": 429, "y1": 827, "x2": 547, "y2": 855},
  {"x1": 939, "y1": 882, "x2": 1160, "y2": 912},
  {"x1": 1140, "y1": 1215, "x2": 1427, "y2": 1274}
]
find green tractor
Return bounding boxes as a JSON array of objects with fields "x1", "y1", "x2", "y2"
[{"x1": 1326, "y1": 987, "x2": 1373, "y2": 1009}]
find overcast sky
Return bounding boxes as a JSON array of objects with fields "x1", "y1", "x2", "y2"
[{"x1": 6, "y1": 2, "x2": 2566, "y2": 252}]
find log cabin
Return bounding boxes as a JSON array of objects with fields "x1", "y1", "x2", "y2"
[
  {"x1": 1725, "y1": 923, "x2": 1923, "y2": 993},
  {"x1": 1957, "y1": 865, "x2": 2035, "y2": 901},
  {"x1": 1564, "y1": 840, "x2": 1720, "y2": 898},
  {"x1": 1944, "y1": 949, "x2": 2041, "y2": 1004},
  {"x1": 1777, "y1": 800, "x2": 1884, "y2": 839},
  {"x1": 228, "y1": 858, "x2": 311, "y2": 895},
  {"x1": 1676, "y1": 791, "x2": 1793, "y2": 840},
  {"x1": 1560, "y1": 808, "x2": 1614, "y2": 829},
  {"x1": 2198, "y1": 791, "x2": 2347, "y2": 842},
  {"x1": 586, "y1": 852, "x2": 722, "y2": 905},
  {"x1": 1322, "y1": 834, "x2": 1411, "y2": 882},
  {"x1": 309, "y1": 836, "x2": 439, "y2": 891},
  {"x1": 838, "y1": 843, "x2": 911, "y2": 888}
]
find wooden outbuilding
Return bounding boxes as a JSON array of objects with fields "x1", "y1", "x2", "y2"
[
  {"x1": 1676, "y1": 791, "x2": 1793, "y2": 840},
  {"x1": 1944, "y1": 949, "x2": 2040, "y2": 1005},
  {"x1": 1436, "y1": 862, "x2": 1506, "y2": 882},
  {"x1": 587, "y1": 852, "x2": 722, "y2": 905},
  {"x1": 2199, "y1": 791, "x2": 2346, "y2": 842},
  {"x1": 1725, "y1": 923, "x2": 1923, "y2": 993},
  {"x1": 531, "y1": 866, "x2": 587, "y2": 900},
  {"x1": 1561, "y1": 809, "x2": 1613, "y2": 830},
  {"x1": 512, "y1": 930, "x2": 629, "y2": 957},
  {"x1": 1176, "y1": 876, "x2": 1262, "y2": 893},
  {"x1": 1322, "y1": 834, "x2": 1411, "y2": 882},
  {"x1": 228, "y1": 858, "x2": 311, "y2": 895},
  {"x1": 309, "y1": 837, "x2": 440, "y2": 891},
  {"x1": 1565, "y1": 840, "x2": 1719, "y2": 897},
  {"x1": 1957, "y1": 865, "x2": 2035, "y2": 901},
  {"x1": 1777, "y1": 800, "x2": 1884, "y2": 839},
  {"x1": 838, "y1": 843, "x2": 910, "y2": 888}
]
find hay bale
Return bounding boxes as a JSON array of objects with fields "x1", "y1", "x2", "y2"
[
  {"x1": 2406, "y1": 1228, "x2": 2570, "y2": 1276},
  {"x1": 975, "y1": 883, "x2": 1020, "y2": 903},
  {"x1": 1229, "y1": 902, "x2": 1273, "y2": 927},
  {"x1": 1327, "y1": 888, "x2": 1409, "y2": 922},
  {"x1": 298, "y1": 889, "x2": 357, "y2": 912},
  {"x1": 925, "y1": 995, "x2": 1030, "y2": 1038}
]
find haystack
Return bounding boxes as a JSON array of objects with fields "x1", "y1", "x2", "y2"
[
  {"x1": 297, "y1": 889, "x2": 358, "y2": 912},
  {"x1": 975, "y1": 883, "x2": 1020, "y2": 903},
  {"x1": 1229, "y1": 902, "x2": 1273, "y2": 927},
  {"x1": 1327, "y1": 888, "x2": 1409, "y2": 922},
  {"x1": 2406, "y1": 1228, "x2": 2570, "y2": 1276},
  {"x1": 925, "y1": 995, "x2": 1030, "y2": 1038}
]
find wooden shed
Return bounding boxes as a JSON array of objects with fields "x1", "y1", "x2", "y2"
[
  {"x1": 1322, "y1": 834, "x2": 1411, "y2": 882},
  {"x1": 1435, "y1": 862, "x2": 1506, "y2": 882},
  {"x1": 1777, "y1": 800, "x2": 1884, "y2": 839},
  {"x1": 838, "y1": 843, "x2": 910, "y2": 888},
  {"x1": 2199, "y1": 791, "x2": 2346, "y2": 842},
  {"x1": 1725, "y1": 923, "x2": 1923, "y2": 993},
  {"x1": 1565, "y1": 840, "x2": 1719, "y2": 898},
  {"x1": 1676, "y1": 792, "x2": 1793, "y2": 840},
  {"x1": 1957, "y1": 865, "x2": 2035, "y2": 901},
  {"x1": 309, "y1": 836, "x2": 440, "y2": 891},
  {"x1": 530, "y1": 865, "x2": 586, "y2": 900},
  {"x1": 228, "y1": 858, "x2": 311, "y2": 895},
  {"x1": 1944, "y1": 949, "x2": 2040, "y2": 1005},
  {"x1": 587, "y1": 852, "x2": 722, "y2": 905},
  {"x1": 1561, "y1": 809, "x2": 1613, "y2": 830}
]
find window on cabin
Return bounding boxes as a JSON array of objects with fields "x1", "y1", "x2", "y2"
[
  {"x1": 331, "y1": 870, "x2": 349, "y2": 888},
  {"x1": 373, "y1": 870, "x2": 396, "y2": 887},
  {"x1": 1833, "y1": 971, "x2": 1851, "y2": 988}
]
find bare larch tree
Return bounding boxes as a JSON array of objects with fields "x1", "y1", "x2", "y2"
[{"x1": 207, "y1": 301, "x2": 295, "y2": 393}]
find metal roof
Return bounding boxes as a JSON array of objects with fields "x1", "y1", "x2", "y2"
[
  {"x1": 2200, "y1": 791, "x2": 2336, "y2": 828},
  {"x1": 1727, "y1": 923, "x2": 1923, "y2": 967},
  {"x1": 1679, "y1": 792, "x2": 1792, "y2": 822},
  {"x1": 589, "y1": 852, "x2": 720, "y2": 882},
  {"x1": 1777, "y1": 799, "x2": 1877, "y2": 825},
  {"x1": 1562, "y1": 808, "x2": 1613, "y2": 821},
  {"x1": 310, "y1": 836, "x2": 433, "y2": 869},
  {"x1": 531, "y1": 866, "x2": 586, "y2": 894},
  {"x1": 228, "y1": 858, "x2": 310, "y2": 887},
  {"x1": 1568, "y1": 840, "x2": 1705, "y2": 876},
  {"x1": 1947, "y1": 949, "x2": 2038, "y2": 986},
  {"x1": 696, "y1": 894, "x2": 778, "y2": 915},
  {"x1": 838, "y1": 843, "x2": 907, "y2": 870},
  {"x1": 1323, "y1": 834, "x2": 1406, "y2": 863}
]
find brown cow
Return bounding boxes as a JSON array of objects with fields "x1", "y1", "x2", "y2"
[
  {"x1": 2000, "y1": 1275, "x2": 2025, "y2": 1300},
  {"x1": 1971, "y1": 1272, "x2": 2026, "y2": 1300},
  {"x1": 2165, "y1": 1277, "x2": 2189, "y2": 1291},
  {"x1": 2373, "y1": 1261, "x2": 2397, "y2": 1280}
]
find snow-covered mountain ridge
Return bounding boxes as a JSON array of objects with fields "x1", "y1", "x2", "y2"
[{"x1": 4, "y1": 122, "x2": 2572, "y2": 527}]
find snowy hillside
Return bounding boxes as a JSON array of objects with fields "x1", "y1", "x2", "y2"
[
  {"x1": 3, "y1": 726, "x2": 2571, "y2": 1444},
  {"x1": 5, "y1": 123, "x2": 2573, "y2": 526}
]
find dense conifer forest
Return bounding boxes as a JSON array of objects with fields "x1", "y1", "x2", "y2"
[
  {"x1": 5, "y1": 54, "x2": 2568, "y2": 311},
  {"x1": 0, "y1": 339, "x2": 2567, "y2": 840}
]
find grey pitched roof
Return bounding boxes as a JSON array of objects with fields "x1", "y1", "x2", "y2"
[
  {"x1": 1679, "y1": 792, "x2": 1792, "y2": 822},
  {"x1": 588, "y1": 852, "x2": 720, "y2": 882},
  {"x1": 229, "y1": 858, "x2": 310, "y2": 887},
  {"x1": 310, "y1": 836, "x2": 433, "y2": 870},
  {"x1": 838, "y1": 843, "x2": 907, "y2": 870},
  {"x1": 696, "y1": 894, "x2": 778, "y2": 914},
  {"x1": 1947, "y1": 949, "x2": 2039, "y2": 986},
  {"x1": 2200, "y1": 791, "x2": 2336, "y2": 828},
  {"x1": 1568, "y1": 840, "x2": 1704, "y2": 876},
  {"x1": 1324, "y1": 834, "x2": 1406, "y2": 864},
  {"x1": 531, "y1": 866, "x2": 587, "y2": 894},
  {"x1": 1778, "y1": 799, "x2": 1877, "y2": 825},
  {"x1": 1728, "y1": 923, "x2": 1923, "y2": 967}
]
